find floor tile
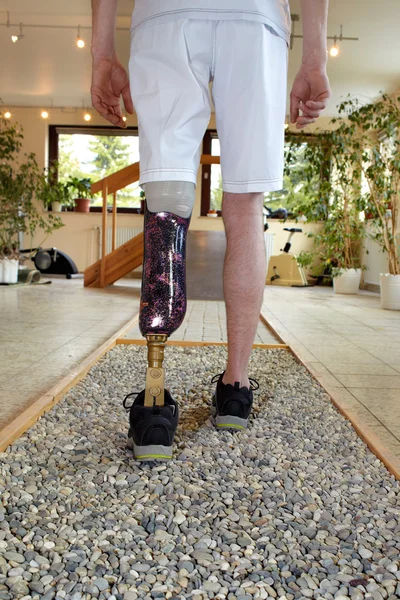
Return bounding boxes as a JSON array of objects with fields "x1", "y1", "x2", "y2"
[
  {"x1": 334, "y1": 374, "x2": 400, "y2": 389},
  {"x1": 304, "y1": 346, "x2": 382, "y2": 365},
  {"x1": 327, "y1": 363, "x2": 399, "y2": 376},
  {"x1": 346, "y1": 388, "x2": 400, "y2": 442}
]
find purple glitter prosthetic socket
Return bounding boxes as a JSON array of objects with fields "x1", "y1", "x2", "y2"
[{"x1": 139, "y1": 207, "x2": 191, "y2": 337}]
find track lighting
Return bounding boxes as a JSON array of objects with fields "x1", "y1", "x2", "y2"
[
  {"x1": 76, "y1": 25, "x2": 85, "y2": 48},
  {"x1": 11, "y1": 23, "x2": 23, "y2": 43},
  {"x1": 290, "y1": 18, "x2": 358, "y2": 53},
  {"x1": 330, "y1": 36, "x2": 340, "y2": 57}
]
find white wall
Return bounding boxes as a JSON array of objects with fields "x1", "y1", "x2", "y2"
[{"x1": 362, "y1": 229, "x2": 390, "y2": 287}]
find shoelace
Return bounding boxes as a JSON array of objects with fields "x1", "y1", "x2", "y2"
[
  {"x1": 122, "y1": 390, "x2": 177, "y2": 416},
  {"x1": 211, "y1": 373, "x2": 259, "y2": 391},
  {"x1": 122, "y1": 391, "x2": 140, "y2": 411}
]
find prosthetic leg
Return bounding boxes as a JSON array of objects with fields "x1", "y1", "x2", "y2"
[
  {"x1": 140, "y1": 181, "x2": 195, "y2": 408},
  {"x1": 124, "y1": 182, "x2": 195, "y2": 460}
]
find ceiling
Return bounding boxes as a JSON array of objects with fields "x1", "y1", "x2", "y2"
[{"x1": 0, "y1": 0, "x2": 399, "y2": 116}]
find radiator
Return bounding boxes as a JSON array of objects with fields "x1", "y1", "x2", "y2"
[
  {"x1": 264, "y1": 232, "x2": 275, "y2": 268},
  {"x1": 97, "y1": 226, "x2": 143, "y2": 258}
]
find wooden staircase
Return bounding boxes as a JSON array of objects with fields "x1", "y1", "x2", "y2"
[
  {"x1": 84, "y1": 232, "x2": 144, "y2": 287},
  {"x1": 84, "y1": 155, "x2": 220, "y2": 288}
]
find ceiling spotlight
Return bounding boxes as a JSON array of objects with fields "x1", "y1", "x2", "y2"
[
  {"x1": 122, "y1": 116, "x2": 127, "y2": 122},
  {"x1": 11, "y1": 23, "x2": 24, "y2": 43},
  {"x1": 284, "y1": 123, "x2": 289, "y2": 130},
  {"x1": 41, "y1": 110, "x2": 49, "y2": 119},
  {"x1": 84, "y1": 112, "x2": 91, "y2": 122},
  {"x1": 4, "y1": 111, "x2": 12, "y2": 119},
  {"x1": 329, "y1": 36, "x2": 339, "y2": 57},
  {"x1": 76, "y1": 25, "x2": 85, "y2": 48}
]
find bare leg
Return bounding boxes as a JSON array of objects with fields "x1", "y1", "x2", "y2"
[{"x1": 221, "y1": 191, "x2": 265, "y2": 388}]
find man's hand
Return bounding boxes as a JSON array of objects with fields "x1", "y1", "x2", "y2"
[
  {"x1": 91, "y1": 57, "x2": 134, "y2": 128},
  {"x1": 290, "y1": 66, "x2": 331, "y2": 129}
]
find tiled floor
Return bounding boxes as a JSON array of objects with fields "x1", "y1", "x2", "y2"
[
  {"x1": 122, "y1": 300, "x2": 278, "y2": 344},
  {"x1": 0, "y1": 277, "x2": 140, "y2": 429},
  {"x1": 261, "y1": 285, "x2": 400, "y2": 458}
]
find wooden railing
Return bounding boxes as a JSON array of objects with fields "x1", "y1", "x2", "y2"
[{"x1": 91, "y1": 155, "x2": 221, "y2": 287}]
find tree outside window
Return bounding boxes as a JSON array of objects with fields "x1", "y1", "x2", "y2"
[{"x1": 55, "y1": 128, "x2": 142, "y2": 209}]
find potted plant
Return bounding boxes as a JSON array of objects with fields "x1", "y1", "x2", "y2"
[
  {"x1": 284, "y1": 127, "x2": 366, "y2": 293},
  {"x1": 37, "y1": 163, "x2": 71, "y2": 212},
  {"x1": 66, "y1": 177, "x2": 93, "y2": 212},
  {"x1": 296, "y1": 201, "x2": 365, "y2": 293},
  {"x1": 0, "y1": 114, "x2": 64, "y2": 283},
  {"x1": 331, "y1": 94, "x2": 400, "y2": 309}
]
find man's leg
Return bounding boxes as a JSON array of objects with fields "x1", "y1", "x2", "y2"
[{"x1": 221, "y1": 191, "x2": 266, "y2": 389}]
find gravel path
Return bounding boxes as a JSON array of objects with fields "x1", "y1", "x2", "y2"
[{"x1": 0, "y1": 345, "x2": 399, "y2": 600}]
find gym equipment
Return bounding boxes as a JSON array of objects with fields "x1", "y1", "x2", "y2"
[
  {"x1": 140, "y1": 203, "x2": 191, "y2": 408},
  {"x1": 19, "y1": 247, "x2": 78, "y2": 278},
  {"x1": 264, "y1": 205, "x2": 288, "y2": 221},
  {"x1": 266, "y1": 227, "x2": 313, "y2": 287}
]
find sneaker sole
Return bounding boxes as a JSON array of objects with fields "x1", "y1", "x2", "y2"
[
  {"x1": 214, "y1": 415, "x2": 248, "y2": 430},
  {"x1": 211, "y1": 402, "x2": 248, "y2": 430},
  {"x1": 127, "y1": 437, "x2": 173, "y2": 461}
]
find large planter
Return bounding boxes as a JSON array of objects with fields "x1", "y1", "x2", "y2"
[
  {"x1": 0, "y1": 258, "x2": 19, "y2": 284},
  {"x1": 333, "y1": 268, "x2": 362, "y2": 294},
  {"x1": 74, "y1": 198, "x2": 91, "y2": 213},
  {"x1": 380, "y1": 273, "x2": 400, "y2": 310},
  {"x1": 51, "y1": 201, "x2": 63, "y2": 212}
]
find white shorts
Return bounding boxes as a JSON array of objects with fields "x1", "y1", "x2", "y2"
[{"x1": 129, "y1": 19, "x2": 288, "y2": 193}]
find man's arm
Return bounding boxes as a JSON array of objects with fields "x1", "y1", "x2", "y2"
[
  {"x1": 290, "y1": 0, "x2": 331, "y2": 129},
  {"x1": 91, "y1": 0, "x2": 134, "y2": 128},
  {"x1": 92, "y1": 0, "x2": 118, "y2": 59}
]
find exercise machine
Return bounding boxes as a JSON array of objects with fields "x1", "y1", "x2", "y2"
[
  {"x1": 19, "y1": 247, "x2": 79, "y2": 278},
  {"x1": 266, "y1": 227, "x2": 312, "y2": 287}
]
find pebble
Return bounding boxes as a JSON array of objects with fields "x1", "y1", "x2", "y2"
[
  {"x1": 359, "y1": 547, "x2": 373, "y2": 559},
  {"x1": 94, "y1": 578, "x2": 110, "y2": 591},
  {"x1": 10, "y1": 582, "x2": 29, "y2": 596},
  {"x1": 42, "y1": 542, "x2": 55, "y2": 550},
  {"x1": 173, "y1": 511, "x2": 186, "y2": 525},
  {"x1": 4, "y1": 552, "x2": 25, "y2": 564}
]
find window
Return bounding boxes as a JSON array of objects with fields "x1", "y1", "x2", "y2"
[
  {"x1": 201, "y1": 130, "x2": 330, "y2": 218},
  {"x1": 201, "y1": 129, "x2": 222, "y2": 216},
  {"x1": 49, "y1": 125, "x2": 142, "y2": 213}
]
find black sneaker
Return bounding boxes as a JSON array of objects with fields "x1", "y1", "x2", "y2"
[
  {"x1": 122, "y1": 389, "x2": 179, "y2": 461},
  {"x1": 211, "y1": 372, "x2": 259, "y2": 430}
]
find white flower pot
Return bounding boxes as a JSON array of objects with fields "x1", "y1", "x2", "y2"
[
  {"x1": 0, "y1": 258, "x2": 19, "y2": 284},
  {"x1": 333, "y1": 268, "x2": 362, "y2": 294},
  {"x1": 380, "y1": 273, "x2": 400, "y2": 310},
  {"x1": 51, "y1": 202, "x2": 63, "y2": 212}
]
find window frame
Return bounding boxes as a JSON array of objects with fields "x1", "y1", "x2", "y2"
[
  {"x1": 48, "y1": 124, "x2": 143, "y2": 214},
  {"x1": 200, "y1": 130, "x2": 332, "y2": 218}
]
